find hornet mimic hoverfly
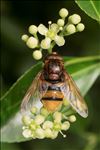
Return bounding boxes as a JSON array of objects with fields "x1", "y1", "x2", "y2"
[{"x1": 21, "y1": 52, "x2": 88, "y2": 118}]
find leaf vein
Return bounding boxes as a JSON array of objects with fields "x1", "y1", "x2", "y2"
[{"x1": 90, "y1": 0, "x2": 100, "y2": 21}]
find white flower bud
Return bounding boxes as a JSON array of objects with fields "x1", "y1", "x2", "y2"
[
  {"x1": 59, "y1": 27, "x2": 63, "y2": 31},
  {"x1": 22, "y1": 115, "x2": 31, "y2": 126},
  {"x1": 68, "y1": 14, "x2": 81, "y2": 24},
  {"x1": 35, "y1": 128, "x2": 45, "y2": 139},
  {"x1": 57, "y1": 19, "x2": 64, "y2": 27},
  {"x1": 30, "y1": 106, "x2": 38, "y2": 114},
  {"x1": 34, "y1": 114, "x2": 45, "y2": 125},
  {"x1": 53, "y1": 112, "x2": 62, "y2": 123},
  {"x1": 41, "y1": 37, "x2": 51, "y2": 49},
  {"x1": 42, "y1": 121, "x2": 53, "y2": 129},
  {"x1": 68, "y1": 115, "x2": 76, "y2": 122},
  {"x1": 59, "y1": 8, "x2": 68, "y2": 18},
  {"x1": 28, "y1": 25, "x2": 38, "y2": 34},
  {"x1": 54, "y1": 35, "x2": 65, "y2": 46},
  {"x1": 45, "y1": 128, "x2": 52, "y2": 138},
  {"x1": 61, "y1": 121, "x2": 70, "y2": 130},
  {"x1": 33, "y1": 50, "x2": 42, "y2": 60},
  {"x1": 21, "y1": 34, "x2": 29, "y2": 42},
  {"x1": 66, "y1": 24, "x2": 76, "y2": 34},
  {"x1": 22, "y1": 129, "x2": 32, "y2": 138},
  {"x1": 26, "y1": 37, "x2": 38, "y2": 49},
  {"x1": 76, "y1": 23, "x2": 85, "y2": 32},
  {"x1": 40, "y1": 107, "x2": 49, "y2": 117},
  {"x1": 51, "y1": 130, "x2": 58, "y2": 139},
  {"x1": 38, "y1": 24, "x2": 48, "y2": 35}
]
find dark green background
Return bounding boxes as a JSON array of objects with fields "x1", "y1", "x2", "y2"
[{"x1": 1, "y1": 0, "x2": 100, "y2": 150}]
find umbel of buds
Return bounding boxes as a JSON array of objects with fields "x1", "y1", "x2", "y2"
[
  {"x1": 21, "y1": 8, "x2": 85, "y2": 60},
  {"x1": 22, "y1": 100, "x2": 76, "y2": 139}
]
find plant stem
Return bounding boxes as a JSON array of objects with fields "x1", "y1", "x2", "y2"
[
  {"x1": 48, "y1": 48, "x2": 52, "y2": 54},
  {"x1": 48, "y1": 41, "x2": 56, "y2": 53}
]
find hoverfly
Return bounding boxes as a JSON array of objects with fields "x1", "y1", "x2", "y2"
[{"x1": 21, "y1": 52, "x2": 88, "y2": 118}]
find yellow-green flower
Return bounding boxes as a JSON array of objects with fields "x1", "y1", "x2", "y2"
[
  {"x1": 22, "y1": 103, "x2": 77, "y2": 139},
  {"x1": 38, "y1": 23, "x2": 65, "y2": 47}
]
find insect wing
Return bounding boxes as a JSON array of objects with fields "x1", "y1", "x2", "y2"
[
  {"x1": 61, "y1": 71, "x2": 88, "y2": 118},
  {"x1": 21, "y1": 72, "x2": 48, "y2": 113}
]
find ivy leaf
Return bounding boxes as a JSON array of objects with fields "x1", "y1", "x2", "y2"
[
  {"x1": 75, "y1": 0, "x2": 100, "y2": 22},
  {"x1": 0, "y1": 56, "x2": 100, "y2": 143}
]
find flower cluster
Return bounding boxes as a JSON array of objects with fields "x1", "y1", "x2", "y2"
[
  {"x1": 22, "y1": 100, "x2": 76, "y2": 139},
  {"x1": 21, "y1": 8, "x2": 85, "y2": 60}
]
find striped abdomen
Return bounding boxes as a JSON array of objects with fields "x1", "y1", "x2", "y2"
[{"x1": 41, "y1": 85, "x2": 64, "y2": 112}]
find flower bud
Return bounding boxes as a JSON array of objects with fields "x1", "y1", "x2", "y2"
[
  {"x1": 59, "y1": 27, "x2": 63, "y2": 31},
  {"x1": 40, "y1": 107, "x2": 49, "y2": 117},
  {"x1": 35, "y1": 128, "x2": 45, "y2": 139},
  {"x1": 41, "y1": 37, "x2": 51, "y2": 49},
  {"x1": 59, "y1": 8, "x2": 68, "y2": 18},
  {"x1": 66, "y1": 24, "x2": 76, "y2": 34},
  {"x1": 21, "y1": 34, "x2": 29, "y2": 42},
  {"x1": 51, "y1": 130, "x2": 58, "y2": 139},
  {"x1": 22, "y1": 129, "x2": 32, "y2": 138},
  {"x1": 33, "y1": 50, "x2": 42, "y2": 60},
  {"x1": 42, "y1": 121, "x2": 53, "y2": 129},
  {"x1": 30, "y1": 106, "x2": 38, "y2": 114},
  {"x1": 68, "y1": 14, "x2": 81, "y2": 25},
  {"x1": 28, "y1": 25, "x2": 38, "y2": 34},
  {"x1": 22, "y1": 115, "x2": 31, "y2": 126},
  {"x1": 54, "y1": 35, "x2": 65, "y2": 46},
  {"x1": 57, "y1": 19, "x2": 64, "y2": 27},
  {"x1": 53, "y1": 112, "x2": 62, "y2": 123},
  {"x1": 68, "y1": 115, "x2": 76, "y2": 122},
  {"x1": 45, "y1": 128, "x2": 52, "y2": 138},
  {"x1": 61, "y1": 121, "x2": 70, "y2": 130},
  {"x1": 34, "y1": 114, "x2": 45, "y2": 125},
  {"x1": 76, "y1": 23, "x2": 85, "y2": 32},
  {"x1": 26, "y1": 37, "x2": 38, "y2": 49}
]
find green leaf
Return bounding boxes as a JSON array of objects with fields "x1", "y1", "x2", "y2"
[
  {"x1": 1, "y1": 56, "x2": 100, "y2": 143},
  {"x1": 75, "y1": 0, "x2": 100, "y2": 22},
  {"x1": 0, "y1": 62, "x2": 42, "y2": 126}
]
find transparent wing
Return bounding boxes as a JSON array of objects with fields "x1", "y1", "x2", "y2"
[
  {"x1": 21, "y1": 72, "x2": 49, "y2": 113},
  {"x1": 61, "y1": 71, "x2": 88, "y2": 118}
]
